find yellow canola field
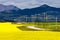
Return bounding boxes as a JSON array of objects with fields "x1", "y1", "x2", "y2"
[{"x1": 0, "y1": 22, "x2": 60, "y2": 40}]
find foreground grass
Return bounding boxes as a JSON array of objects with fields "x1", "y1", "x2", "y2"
[{"x1": 0, "y1": 22, "x2": 60, "y2": 40}]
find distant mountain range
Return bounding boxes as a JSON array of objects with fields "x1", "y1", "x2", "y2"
[{"x1": 0, "y1": 4, "x2": 60, "y2": 22}]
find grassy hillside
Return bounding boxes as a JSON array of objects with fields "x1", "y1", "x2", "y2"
[{"x1": 17, "y1": 22, "x2": 60, "y2": 31}]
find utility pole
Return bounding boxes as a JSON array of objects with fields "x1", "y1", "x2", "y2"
[
  {"x1": 43, "y1": 13, "x2": 46, "y2": 28},
  {"x1": 31, "y1": 15, "x2": 35, "y2": 25},
  {"x1": 43, "y1": 12, "x2": 48, "y2": 29},
  {"x1": 56, "y1": 17, "x2": 58, "y2": 30},
  {"x1": 25, "y1": 15, "x2": 28, "y2": 22}
]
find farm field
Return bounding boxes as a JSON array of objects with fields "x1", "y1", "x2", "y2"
[
  {"x1": 0, "y1": 22, "x2": 60, "y2": 40},
  {"x1": 18, "y1": 22, "x2": 60, "y2": 31}
]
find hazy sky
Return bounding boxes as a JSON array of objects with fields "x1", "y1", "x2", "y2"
[{"x1": 0, "y1": 0, "x2": 60, "y2": 9}]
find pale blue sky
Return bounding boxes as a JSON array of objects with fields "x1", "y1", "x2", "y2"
[{"x1": 0, "y1": 0, "x2": 60, "y2": 9}]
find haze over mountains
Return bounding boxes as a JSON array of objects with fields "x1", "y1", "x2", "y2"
[{"x1": 0, "y1": 4, "x2": 60, "y2": 22}]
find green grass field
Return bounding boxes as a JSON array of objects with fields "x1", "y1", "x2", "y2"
[{"x1": 17, "y1": 22, "x2": 60, "y2": 31}]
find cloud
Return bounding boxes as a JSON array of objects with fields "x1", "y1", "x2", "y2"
[
  {"x1": 1, "y1": 0, "x2": 43, "y2": 9},
  {"x1": 0, "y1": 0, "x2": 60, "y2": 9}
]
